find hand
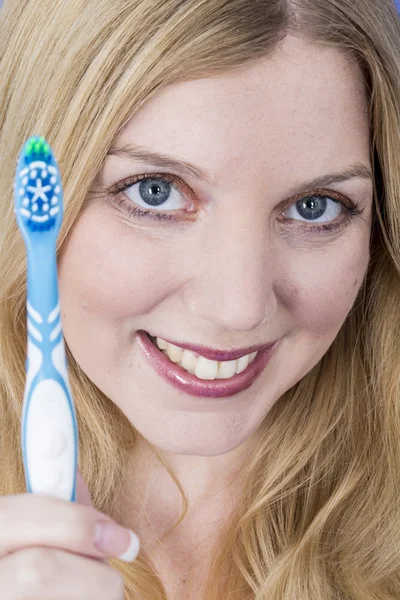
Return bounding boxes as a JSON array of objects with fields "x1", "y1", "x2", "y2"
[{"x1": 0, "y1": 469, "x2": 140, "y2": 599}]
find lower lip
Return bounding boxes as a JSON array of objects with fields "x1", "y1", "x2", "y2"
[{"x1": 136, "y1": 331, "x2": 280, "y2": 398}]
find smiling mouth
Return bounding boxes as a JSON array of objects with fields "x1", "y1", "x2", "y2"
[
  {"x1": 144, "y1": 331, "x2": 258, "y2": 380},
  {"x1": 136, "y1": 330, "x2": 280, "y2": 398}
]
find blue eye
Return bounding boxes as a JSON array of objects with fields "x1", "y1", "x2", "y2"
[
  {"x1": 124, "y1": 177, "x2": 185, "y2": 211},
  {"x1": 284, "y1": 195, "x2": 340, "y2": 223}
]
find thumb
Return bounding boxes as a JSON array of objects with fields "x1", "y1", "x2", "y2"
[{"x1": 75, "y1": 468, "x2": 94, "y2": 507}]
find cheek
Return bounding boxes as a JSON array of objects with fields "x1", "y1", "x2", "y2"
[
  {"x1": 58, "y1": 210, "x2": 178, "y2": 323},
  {"x1": 268, "y1": 234, "x2": 370, "y2": 393},
  {"x1": 285, "y1": 235, "x2": 369, "y2": 338}
]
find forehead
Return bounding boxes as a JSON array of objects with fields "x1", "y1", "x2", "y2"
[{"x1": 113, "y1": 36, "x2": 370, "y2": 188}]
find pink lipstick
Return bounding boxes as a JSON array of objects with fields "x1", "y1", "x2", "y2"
[{"x1": 136, "y1": 330, "x2": 280, "y2": 398}]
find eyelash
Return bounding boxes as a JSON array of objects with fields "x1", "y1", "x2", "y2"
[{"x1": 108, "y1": 172, "x2": 365, "y2": 234}]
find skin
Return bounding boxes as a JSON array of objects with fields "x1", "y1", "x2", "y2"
[{"x1": 58, "y1": 35, "x2": 374, "y2": 590}]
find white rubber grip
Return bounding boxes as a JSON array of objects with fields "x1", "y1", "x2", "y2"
[
  {"x1": 24, "y1": 339, "x2": 76, "y2": 499},
  {"x1": 25, "y1": 379, "x2": 75, "y2": 498}
]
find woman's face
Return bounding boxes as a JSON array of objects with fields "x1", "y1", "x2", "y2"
[{"x1": 58, "y1": 36, "x2": 373, "y2": 456}]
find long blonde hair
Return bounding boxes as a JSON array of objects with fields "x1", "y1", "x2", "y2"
[{"x1": 1, "y1": 0, "x2": 400, "y2": 598}]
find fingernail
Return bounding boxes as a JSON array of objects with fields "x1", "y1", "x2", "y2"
[{"x1": 95, "y1": 521, "x2": 140, "y2": 562}]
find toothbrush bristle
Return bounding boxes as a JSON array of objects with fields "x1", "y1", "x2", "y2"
[
  {"x1": 24, "y1": 136, "x2": 52, "y2": 162},
  {"x1": 15, "y1": 136, "x2": 62, "y2": 232}
]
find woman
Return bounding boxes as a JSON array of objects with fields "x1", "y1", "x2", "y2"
[{"x1": 0, "y1": 0, "x2": 399, "y2": 598}]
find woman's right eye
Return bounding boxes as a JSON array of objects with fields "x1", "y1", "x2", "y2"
[{"x1": 123, "y1": 175, "x2": 187, "y2": 212}]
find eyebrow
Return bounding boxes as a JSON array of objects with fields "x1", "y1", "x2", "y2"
[
  {"x1": 107, "y1": 143, "x2": 210, "y2": 183},
  {"x1": 107, "y1": 143, "x2": 373, "y2": 192}
]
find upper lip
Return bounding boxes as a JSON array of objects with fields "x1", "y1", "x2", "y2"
[{"x1": 144, "y1": 331, "x2": 277, "y2": 361}]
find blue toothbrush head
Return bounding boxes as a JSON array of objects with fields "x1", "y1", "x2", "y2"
[{"x1": 14, "y1": 136, "x2": 64, "y2": 240}]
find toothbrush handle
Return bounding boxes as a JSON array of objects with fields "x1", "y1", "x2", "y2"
[{"x1": 21, "y1": 247, "x2": 78, "y2": 502}]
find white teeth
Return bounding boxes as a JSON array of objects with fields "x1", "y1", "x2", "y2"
[
  {"x1": 216, "y1": 360, "x2": 237, "y2": 379},
  {"x1": 195, "y1": 355, "x2": 219, "y2": 380},
  {"x1": 180, "y1": 349, "x2": 197, "y2": 374},
  {"x1": 165, "y1": 342, "x2": 182, "y2": 363},
  {"x1": 153, "y1": 336, "x2": 257, "y2": 380},
  {"x1": 236, "y1": 354, "x2": 249, "y2": 374},
  {"x1": 156, "y1": 337, "x2": 168, "y2": 350}
]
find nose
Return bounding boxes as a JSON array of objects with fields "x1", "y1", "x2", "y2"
[{"x1": 182, "y1": 215, "x2": 277, "y2": 333}]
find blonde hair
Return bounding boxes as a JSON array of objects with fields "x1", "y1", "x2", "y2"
[{"x1": 1, "y1": 0, "x2": 400, "y2": 598}]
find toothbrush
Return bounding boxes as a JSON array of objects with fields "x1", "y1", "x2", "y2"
[{"x1": 14, "y1": 136, "x2": 78, "y2": 502}]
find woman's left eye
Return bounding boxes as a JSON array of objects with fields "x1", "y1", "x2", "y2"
[{"x1": 108, "y1": 173, "x2": 364, "y2": 232}]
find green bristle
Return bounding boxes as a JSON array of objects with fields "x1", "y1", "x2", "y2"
[
  {"x1": 25, "y1": 136, "x2": 50, "y2": 160},
  {"x1": 26, "y1": 139, "x2": 35, "y2": 156}
]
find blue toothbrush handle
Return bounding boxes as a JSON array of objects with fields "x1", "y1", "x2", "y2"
[{"x1": 14, "y1": 135, "x2": 78, "y2": 502}]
